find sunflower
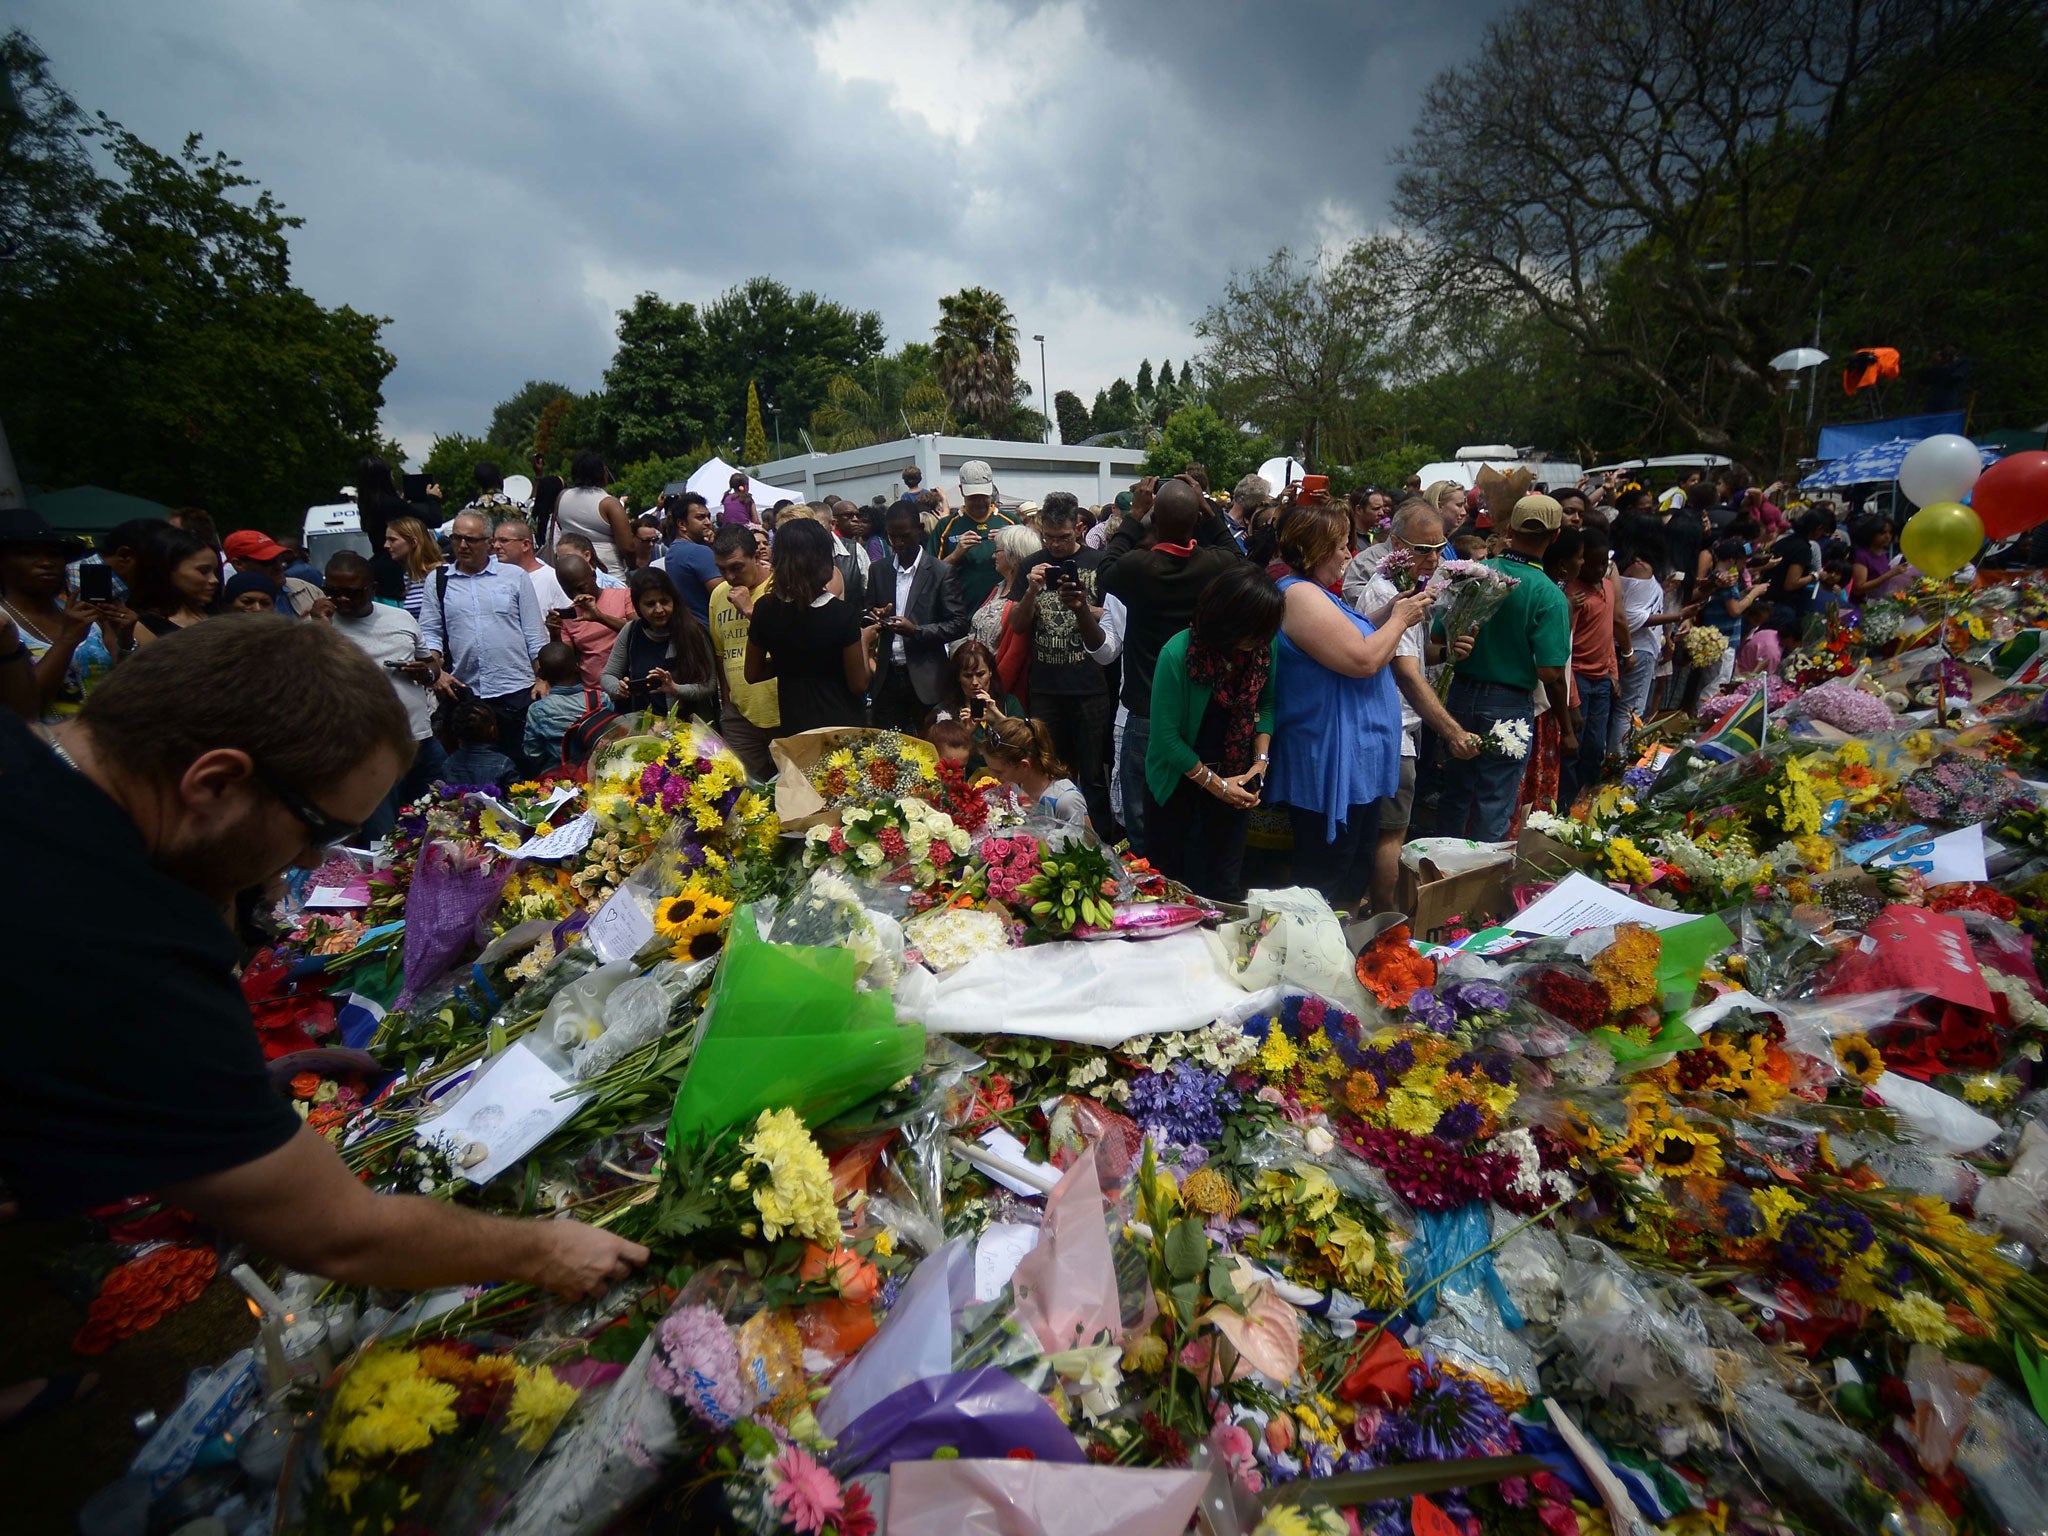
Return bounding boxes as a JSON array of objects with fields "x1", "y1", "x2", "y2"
[
  {"x1": 663, "y1": 884, "x2": 737, "y2": 966},
  {"x1": 653, "y1": 893, "x2": 704, "y2": 938},
  {"x1": 1645, "y1": 1124, "x2": 1724, "y2": 1179},
  {"x1": 1832, "y1": 1033, "x2": 1885, "y2": 1087}
]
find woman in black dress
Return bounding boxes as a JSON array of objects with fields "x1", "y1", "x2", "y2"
[{"x1": 744, "y1": 518, "x2": 878, "y2": 736}]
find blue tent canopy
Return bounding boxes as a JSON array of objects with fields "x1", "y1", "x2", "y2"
[
  {"x1": 1799, "y1": 436, "x2": 2000, "y2": 491},
  {"x1": 1815, "y1": 413, "x2": 1966, "y2": 462}
]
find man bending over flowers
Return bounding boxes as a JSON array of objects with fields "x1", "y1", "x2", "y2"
[{"x1": 0, "y1": 616, "x2": 646, "y2": 1299}]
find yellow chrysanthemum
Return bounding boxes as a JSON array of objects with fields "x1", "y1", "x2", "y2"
[
  {"x1": 1881, "y1": 1291, "x2": 1961, "y2": 1345},
  {"x1": 1644, "y1": 1124, "x2": 1724, "y2": 1179},
  {"x1": 508, "y1": 1364, "x2": 581, "y2": 1452},
  {"x1": 742, "y1": 1107, "x2": 840, "y2": 1245},
  {"x1": 1386, "y1": 1088, "x2": 1443, "y2": 1136},
  {"x1": 1257, "y1": 1028, "x2": 1299, "y2": 1076},
  {"x1": 334, "y1": 1375, "x2": 459, "y2": 1460},
  {"x1": 1604, "y1": 835, "x2": 1655, "y2": 886},
  {"x1": 1592, "y1": 924, "x2": 1662, "y2": 1013},
  {"x1": 1751, "y1": 1185, "x2": 1804, "y2": 1239}
]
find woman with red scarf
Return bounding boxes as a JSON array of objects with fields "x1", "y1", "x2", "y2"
[{"x1": 1142, "y1": 564, "x2": 1284, "y2": 902}]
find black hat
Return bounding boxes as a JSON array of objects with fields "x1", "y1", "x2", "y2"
[{"x1": 0, "y1": 506, "x2": 90, "y2": 560}]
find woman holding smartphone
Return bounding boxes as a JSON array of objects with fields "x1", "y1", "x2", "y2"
[{"x1": 600, "y1": 568, "x2": 716, "y2": 713}]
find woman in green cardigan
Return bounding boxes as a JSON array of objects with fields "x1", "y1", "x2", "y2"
[{"x1": 1144, "y1": 564, "x2": 1285, "y2": 901}]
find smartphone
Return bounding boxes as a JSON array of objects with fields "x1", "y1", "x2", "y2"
[
  {"x1": 383, "y1": 659, "x2": 411, "y2": 672},
  {"x1": 78, "y1": 564, "x2": 116, "y2": 603},
  {"x1": 1047, "y1": 557, "x2": 1080, "y2": 587},
  {"x1": 970, "y1": 697, "x2": 987, "y2": 722},
  {"x1": 402, "y1": 472, "x2": 430, "y2": 502}
]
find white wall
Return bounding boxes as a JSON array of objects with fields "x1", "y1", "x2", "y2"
[{"x1": 756, "y1": 434, "x2": 1147, "y2": 510}]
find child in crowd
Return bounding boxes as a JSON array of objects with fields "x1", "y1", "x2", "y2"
[
  {"x1": 1816, "y1": 560, "x2": 1853, "y2": 616},
  {"x1": 1451, "y1": 532, "x2": 1489, "y2": 562},
  {"x1": 442, "y1": 699, "x2": 518, "y2": 790},
  {"x1": 983, "y1": 715, "x2": 1090, "y2": 830},
  {"x1": 923, "y1": 715, "x2": 974, "y2": 768},
  {"x1": 523, "y1": 642, "x2": 592, "y2": 767}
]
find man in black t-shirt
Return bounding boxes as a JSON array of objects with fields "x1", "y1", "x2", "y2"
[
  {"x1": 0, "y1": 616, "x2": 646, "y2": 1299},
  {"x1": 1009, "y1": 493, "x2": 1123, "y2": 832}
]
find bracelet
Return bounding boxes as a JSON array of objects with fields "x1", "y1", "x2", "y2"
[{"x1": 1254, "y1": 751, "x2": 1270, "y2": 763}]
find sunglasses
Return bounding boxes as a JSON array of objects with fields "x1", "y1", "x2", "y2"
[
  {"x1": 1399, "y1": 539, "x2": 1448, "y2": 553},
  {"x1": 449, "y1": 532, "x2": 490, "y2": 545},
  {"x1": 257, "y1": 767, "x2": 360, "y2": 851}
]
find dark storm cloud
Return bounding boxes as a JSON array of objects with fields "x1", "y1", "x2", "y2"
[{"x1": 14, "y1": 0, "x2": 1506, "y2": 460}]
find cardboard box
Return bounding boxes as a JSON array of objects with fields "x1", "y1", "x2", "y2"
[
  {"x1": 1515, "y1": 827, "x2": 1599, "y2": 880},
  {"x1": 1396, "y1": 855, "x2": 1515, "y2": 944}
]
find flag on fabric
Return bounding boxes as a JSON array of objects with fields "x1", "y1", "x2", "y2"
[
  {"x1": 1692, "y1": 684, "x2": 1767, "y2": 763},
  {"x1": 336, "y1": 991, "x2": 388, "y2": 1051}
]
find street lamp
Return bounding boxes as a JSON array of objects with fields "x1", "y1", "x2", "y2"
[
  {"x1": 1032, "y1": 334, "x2": 1049, "y2": 444},
  {"x1": 765, "y1": 402, "x2": 782, "y2": 460}
]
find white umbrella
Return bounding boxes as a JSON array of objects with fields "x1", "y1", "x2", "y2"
[{"x1": 1770, "y1": 347, "x2": 1829, "y2": 372}]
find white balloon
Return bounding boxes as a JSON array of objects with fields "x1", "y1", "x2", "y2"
[{"x1": 1898, "y1": 433, "x2": 1983, "y2": 509}]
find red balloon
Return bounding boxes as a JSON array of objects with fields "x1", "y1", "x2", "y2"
[{"x1": 1972, "y1": 450, "x2": 2048, "y2": 541}]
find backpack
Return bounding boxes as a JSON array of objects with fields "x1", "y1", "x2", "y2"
[{"x1": 559, "y1": 687, "x2": 619, "y2": 770}]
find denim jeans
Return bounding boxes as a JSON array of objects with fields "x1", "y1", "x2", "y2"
[
  {"x1": 1614, "y1": 649, "x2": 1657, "y2": 753},
  {"x1": 1560, "y1": 672, "x2": 1613, "y2": 811},
  {"x1": 1118, "y1": 712, "x2": 1151, "y2": 854},
  {"x1": 1434, "y1": 679, "x2": 1535, "y2": 842}
]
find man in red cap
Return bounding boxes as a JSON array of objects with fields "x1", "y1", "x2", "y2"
[{"x1": 222, "y1": 529, "x2": 320, "y2": 617}]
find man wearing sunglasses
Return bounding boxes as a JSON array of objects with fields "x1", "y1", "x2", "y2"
[
  {"x1": 1346, "y1": 501, "x2": 1484, "y2": 912},
  {"x1": 2, "y1": 616, "x2": 648, "y2": 1301}
]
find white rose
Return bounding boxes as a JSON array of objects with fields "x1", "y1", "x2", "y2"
[
  {"x1": 858, "y1": 843, "x2": 884, "y2": 867},
  {"x1": 1304, "y1": 1126, "x2": 1335, "y2": 1157},
  {"x1": 948, "y1": 829, "x2": 971, "y2": 855}
]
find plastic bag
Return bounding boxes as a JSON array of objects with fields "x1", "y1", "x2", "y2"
[
  {"x1": 756, "y1": 866, "x2": 907, "y2": 990},
  {"x1": 398, "y1": 839, "x2": 513, "y2": 1006},
  {"x1": 1227, "y1": 886, "x2": 1373, "y2": 1016},
  {"x1": 817, "y1": 1241, "x2": 972, "y2": 1440},
  {"x1": 830, "y1": 1368, "x2": 1083, "y2": 1478},
  {"x1": 1954, "y1": 1374, "x2": 2048, "y2": 1535},
  {"x1": 1977, "y1": 1117, "x2": 2048, "y2": 1250},
  {"x1": 882, "y1": 1460, "x2": 1207, "y2": 1536},
  {"x1": 668, "y1": 904, "x2": 924, "y2": 1144},
  {"x1": 1009, "y1": 1145, "x2": 1120, "y2": 1354},
  {"x1": 1901, "y1": 1345, "x2": 1990, "y2": 1476},
  {"x1": 1399, "y1": 837, "x2": 1516, "y2": 876}
]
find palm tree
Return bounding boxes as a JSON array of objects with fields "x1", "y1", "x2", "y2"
[
  {"x1": 809, "y1": 367, "x2": 954, "y2": 452},
  {"x1": 932, "y1": 287, "x2": 1019, "y2": 429}
]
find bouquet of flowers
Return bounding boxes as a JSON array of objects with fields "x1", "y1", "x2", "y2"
[
  {"x1": 1780, "y1": 680, "x2": 1896, "y2": 735},
  {"x1": 1377, "y1": 547, "x2": 1418, "y2": 591},
  {"x1": 1427, "y1": 560, "x2": 1521, "y2": 699},
  {"x1": 802, "y1": 798, "x2": 971, "y2": 887},
  {"x1": 1483, "y1": 718, "x2": 1532, "y2": 759},
  {"x1": 808, "y1": 730, "x2": 940, "y2": 811},
  {"x1": 1680, "y1": 624, "x2": 1728, "y2": 669}
]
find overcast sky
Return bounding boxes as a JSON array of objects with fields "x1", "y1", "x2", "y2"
[{"x1": 17, "y1": 0, "x2": 1504, "y2": 465}]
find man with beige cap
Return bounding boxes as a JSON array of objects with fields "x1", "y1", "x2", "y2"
[
  {"x1": 928, "y1": 459, "x2": 1017, "y2": 609},
  {"x1": 1434, "y1": 492, "x2": 1573, "y2": 841}
]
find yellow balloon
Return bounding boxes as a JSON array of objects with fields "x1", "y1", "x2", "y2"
[{"x1": 1900, "y1": 501, "x2": 1985, "y2": 581}]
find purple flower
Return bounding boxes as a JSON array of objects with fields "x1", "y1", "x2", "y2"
[
  {"x1": 1407, "y1": 988, "x2": 1457, "y2": 1034},
  {"x1": 1434, "y1": 1101, "x2": 1482, "y2": 1144},
  {"x1": 1378, "y1": 1371, "x2": 1516, "y2": 1461},
  {"x1": 1126, "y1": 1064, "x2": 1242, "y2": 1147},
  {"x1": 1622, "y1": 764, "x2": 1657, "y2": 792},
  {"x1": 1439, "y1": 979, "x2": 1512, "y2": 1019}
]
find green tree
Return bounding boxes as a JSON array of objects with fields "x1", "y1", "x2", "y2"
[
  {"x1": 1094, "y1": 378, "x2": 1139, "y2": 434},
  {"x1": 808, "y1": 367, "x2": 950, "y2": 452},
  {"x1": 743, "y1": 380, "x2": 768, "y2": 464},
  {"x1": 1178, "y1": 361, "x2": 1195, "y2": 393},
  {"x1": 423, "y1": 434, "x2": 524, "y2": 508},
  {"x1": 1139, "y1": 405, "x2": 1274, "y2": 487},
  {"x1": 0, "y1": 31, "x2": 395, "y2": 530},
  {"x1": 487, "y1": 379, "x2": 573, "y2": 455},
  {"x1": 600, "y1": 293, "x2": 715, "y2": 462},
  {"x1": 1390, "y1": 0, "x2": 2030, "y2": 459},
  {"x1": 700, "y1": 276, "x2": 884, "y2": 445},
  {"x1": 612, "y1": 454, "x2": 695, "y2": 514},
  {"x1": 1194, "y1": 242, "x2": 1399, "y2": 470},
  {"x1": 932, "y1": 286, "x2": 1019, "y2": 429},
  {"x1": 1052, "y1": 389, "x2": 1091, "y2": 445},
  {"x1": 532, "y1": 392, "x2": 577, "y2": 473},
  {"x1": 1135, "y1": 359, "x2": 1154, "y2": 398}
]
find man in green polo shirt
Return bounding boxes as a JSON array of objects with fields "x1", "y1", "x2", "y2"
[
  {"x1": 1435, "y1": 493, "x2": 1573, "y2": 840},
  {"x1": 928, "y1": 459, "x2": 1018, "y2": 609}
]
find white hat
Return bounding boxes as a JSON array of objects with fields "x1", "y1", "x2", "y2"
[{"x1": 958, "y1": 460, "x2": 994, "y2": 495}]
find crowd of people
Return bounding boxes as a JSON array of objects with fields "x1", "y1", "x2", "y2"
[{"x1": 0, "y1": 452, "x2": 1915, "y2": 917}]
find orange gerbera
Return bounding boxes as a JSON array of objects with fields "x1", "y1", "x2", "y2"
[{"x1": 1355, "y1": 924, "x2": 1436, "y2": 1009}]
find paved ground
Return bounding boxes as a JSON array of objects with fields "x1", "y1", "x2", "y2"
[{"x1": 0, "y1": 1215, "x2": 250, "y2": 1535}]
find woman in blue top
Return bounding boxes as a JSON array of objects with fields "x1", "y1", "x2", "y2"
[{"x1": 1267, "y1": 502, "x2": 1432, "y2": 907}]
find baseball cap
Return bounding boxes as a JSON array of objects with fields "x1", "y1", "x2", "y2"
[
  {"x1": 1114, "y1": 491, "x2": 1134, "y2": 511},
  {"x1": 1510, "y1": 494, "x2": 1563, "y2": 533},
  {"x1": 958, "y1": 460, "x2": 994, "y2": 496},
  {"x1": 223, "y1": 528, "x2": 288, "y2": 562}
]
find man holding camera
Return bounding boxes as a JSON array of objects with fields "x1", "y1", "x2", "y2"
[{"x1": 1008, "y1": 492, "x2": 1125, "y2": 833}]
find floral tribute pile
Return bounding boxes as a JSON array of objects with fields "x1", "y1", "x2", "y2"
[{"x1": 75, "y1": 608, "x2": 2048, "y2": 1536}]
